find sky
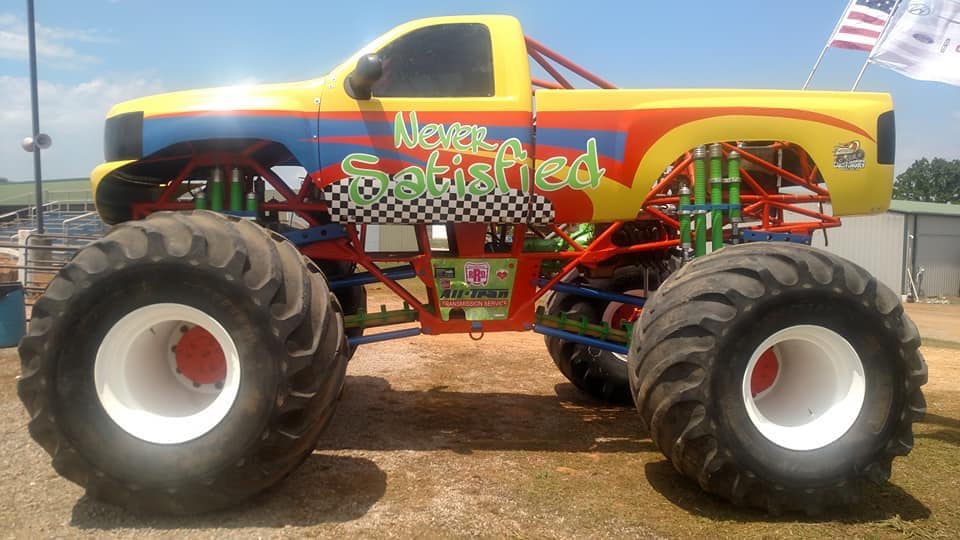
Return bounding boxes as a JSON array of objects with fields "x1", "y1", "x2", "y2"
[{"x1": 1, "y1": 0, "x2": 958, "y2": 183}]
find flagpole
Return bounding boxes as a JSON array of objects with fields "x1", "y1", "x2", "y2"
[
  {"x1": 850, "y1": 59, "x2": 873, "y2": 91},
  {"x1": 851, "y1": 0, "x2": 904, "y2": 91},
  {"x1": 803, "y1": 0, "x2": 856, "y2": 90}
]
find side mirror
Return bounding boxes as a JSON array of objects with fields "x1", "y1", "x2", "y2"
[{"x1": 348, "y1": 54, "x2": 383, "y2": 100}]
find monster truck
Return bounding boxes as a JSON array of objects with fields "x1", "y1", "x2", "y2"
[{"x1": 19, "y1": 15, "x2": 925, "y2": 515}]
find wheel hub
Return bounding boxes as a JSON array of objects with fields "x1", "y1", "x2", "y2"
[
  {"x1": 174, "y1": 326, "x2": 226, "y2": 386},
  {"x1": 751, "y1": 348, "x2": 780, "y2": 397},
  {"x1": 611, "y1": 303, "x2": 642, "y2": 330},
  {"x1": 94, "y1": 303, "x2": 241, "y2": 445},
  {"x1": 601, "y1": 288, "x2": 647, "y2": 362},
  {"x1": 742, "y1": 325, "x2": 866, "y2": 451}
]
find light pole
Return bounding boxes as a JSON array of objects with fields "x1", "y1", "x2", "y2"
[{"x1": 21, "y1": 0, "x2": 49, "y2": 234}]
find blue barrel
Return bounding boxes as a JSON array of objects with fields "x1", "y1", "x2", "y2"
[{"x1": 0, "y1": 282, "x2": 26, "y2": 347}]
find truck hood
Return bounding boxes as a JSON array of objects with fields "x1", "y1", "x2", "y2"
[{"x1": 106, "y1": 78, "x2": 327, "y2": 119}]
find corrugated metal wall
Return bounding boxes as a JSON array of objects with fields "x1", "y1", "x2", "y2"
[
  {"x1": 812, "y1": 211, "x2": 906, "y2": 294},
  {"x1": 765, "y1": 202, "x2": 960, "y2": 297},
  {"x1": 373, "y1": 225, "x2": 419, "y2": 252},
  {"x1": 911, "y1": 215, "x2": 960, "y2": 297}
]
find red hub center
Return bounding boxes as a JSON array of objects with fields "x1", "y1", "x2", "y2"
[
  {"x1": 174, "y1": 326, "x2": 226, "y2": 386},
  {"x1": 751, "y1": 347, "x2": 780, "y2": 397},
  {"x1": 612, "y1": 304, "x2": 642, "y2": 330}
]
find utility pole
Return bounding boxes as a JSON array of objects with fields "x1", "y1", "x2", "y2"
[{"x1": 21, "y1": 0, "x2": 49, "y2": 233}]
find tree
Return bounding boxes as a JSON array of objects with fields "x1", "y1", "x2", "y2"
[{"x1": 893, "y1": 158, "x2": 960, "y2": 204}]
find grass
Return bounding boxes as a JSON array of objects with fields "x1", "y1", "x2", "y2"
[
  {"x1": 0, "y1": 178, "x2": 91, "y2": 206},
  {"x1": 508, "y1": 418, "x2": 959, "y2": 538}
]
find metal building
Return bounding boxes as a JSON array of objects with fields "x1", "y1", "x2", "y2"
[{"x1": 813, "y1": 200, "x2": 960, "y2": 298}]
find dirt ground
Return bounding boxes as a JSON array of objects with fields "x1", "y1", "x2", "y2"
[
  {"x1": 0, "y1": 293, "x2": 957, "y2": 539},
  {"x1": 904, "y1": 302, "x2": 960, "y2": 344}
]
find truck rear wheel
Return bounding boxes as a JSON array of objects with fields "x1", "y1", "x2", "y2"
[
  {"x1": 628, "y1": 243, "x2": 926, "y2": 514},
  {"x1": 545, "y1": 266, "x2": 665, "y2": 405},
  {"x1": 17, "y1": 211, "x2": 349, "y2": 514}
]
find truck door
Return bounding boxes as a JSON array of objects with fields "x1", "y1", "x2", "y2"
[{"x1": 315, "y1": 16, "x2": 534, "y2": 225}]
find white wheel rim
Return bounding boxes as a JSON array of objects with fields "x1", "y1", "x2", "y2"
[
  {"x1": 95, "y1": 303, "x2": 241, "y2": 445},
  {"x1": 742, "y1": 324, "x2": 865, "y2": 451},
  {"x1": 600, "y1": 289, "x2": 646, "y2": 362}
]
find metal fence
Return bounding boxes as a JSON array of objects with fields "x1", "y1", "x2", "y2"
[
  {"x1": 0, "y1": 199, "x2": 106, "y2": 319},
  {"x1": 0, "y1": 231, "x2": 98, "y2": 317},
  {"x1": 0, "y1": 201, "x2": 103, "y2": 237}
]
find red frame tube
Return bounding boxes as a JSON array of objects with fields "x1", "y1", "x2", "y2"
[
  {"x1": 528, "y1": 46, "x2": 574, "y2": 89},
  {"x1": 532, "y1": 78, "x2": 565, "y2": 90},
  {"x1": 639, "y1": 141, "x2": 841, "y2": 242},
  {"x1": 525, "y1": 36, "x2": 617, "y2": 89}
]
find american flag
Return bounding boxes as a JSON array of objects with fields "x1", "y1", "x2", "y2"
[{"x1": 829, "y1": 0, "x2": 898, "y2": 51}]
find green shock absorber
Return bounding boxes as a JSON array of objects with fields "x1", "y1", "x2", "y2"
[
  {"x1": 245, "y1": 191, "x2": 258, "y2": 213},
  {"x1": 209, "y1": 167, "x2": 224, "y2": 211},
  {"x1": 709, "y1": 143, "x2": 724, "y2": 251},
  {"x1": 678, "y1": 181, "x2": 692, "y2": 261},
  {"x1": 230, "y1": 167, "x2": 244, "y2": 211},
  {"x1": 727, "y1": 150, "x2": 742, "y2": 242},
  {"x1": 693, "y1": 146, "x2": 707, "y2": 257},
  {"x1": 194, "y1": 189, "x2": 208, "y2": 210}
]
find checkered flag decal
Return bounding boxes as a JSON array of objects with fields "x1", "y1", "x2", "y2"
[
  {"x1": 322, "y1": 176, "x2": 556, "y2": 224},
  {"x1": 528, "y1": 193, "x2": 554, "y2": 224}
]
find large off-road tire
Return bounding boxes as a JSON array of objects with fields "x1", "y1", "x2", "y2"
[
  {"x1": 629, "y1": 243, "x2": 926, "y2": 514},
  {"x1": 17, "y1": 211, "x2": 349, "y2": 514},
  {"x1": 545, "y1": 265, "x2": 668, "y2": 405}
]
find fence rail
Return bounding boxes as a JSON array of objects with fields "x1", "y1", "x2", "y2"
[{"x1": 0, "y1": 203, "x2": 104, "y2": 319}]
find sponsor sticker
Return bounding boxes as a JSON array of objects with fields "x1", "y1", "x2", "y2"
[
  {"x1": 833, "y1": 140, "x2": 866, "y2": 170},
  {"x1": 432, "y1": 258, "x2": 517, "y2": 321},
  {"x1": 464, "y1": 262, "x2": 490, "y2": 286}
]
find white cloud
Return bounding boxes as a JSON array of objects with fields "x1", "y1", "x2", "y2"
[
  {"x1": 0, "y1": 12, "x2": 106, "y2": 64},
  {"x1": 0, "y1": 75, "x2": 164, "y2": 181}
]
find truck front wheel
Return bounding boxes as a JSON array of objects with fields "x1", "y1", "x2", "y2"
[
  {"x1": 629, "y1": 243, "x2": 926, "y2": 514},
  {"x1": 18, "y1": 211, "x2": 349, "y2": 514}
]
